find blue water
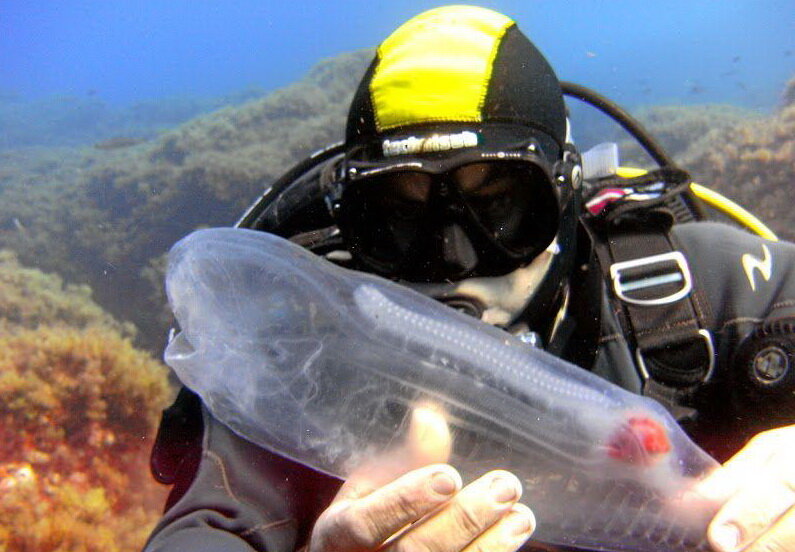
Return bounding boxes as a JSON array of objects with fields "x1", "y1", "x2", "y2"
[{"x1": 3, "y1": 1, "x2": 793, "y2": 111}]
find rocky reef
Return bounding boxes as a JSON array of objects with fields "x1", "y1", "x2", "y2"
[
  {"x1": 0, "y1": 50, "x2": 372, "y2": 352},
  {"x1": 683, "y1": 77, "x2": 795, "y2": 241},
  {"x1": 0, "y1": 53, "x2": 372, "y2": 549},
  {"x1": 0, "y1": 252, "x2": 171, "y2": 551},
  {"x1": 0, "y1": 87, "x2": 271, "y2": 150},
  {"x1": 614, "y1": 77, "x2": 795, "y2": 241}
]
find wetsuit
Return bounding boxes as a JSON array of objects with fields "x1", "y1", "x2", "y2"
[{"x1": 143, "y1": 222, "x2": 795, "y2": 552}]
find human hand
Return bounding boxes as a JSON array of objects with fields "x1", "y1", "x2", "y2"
[
  {"x1": 305, "y1": 406, "x2": 536, "y2": 552},
  {"x1": 696, "y1": 424, "x2": 795, "y2": 552}
]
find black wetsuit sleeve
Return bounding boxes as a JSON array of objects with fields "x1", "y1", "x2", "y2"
[{"x1": 144, "y1": 391, "x2": 340, "y2": 552}]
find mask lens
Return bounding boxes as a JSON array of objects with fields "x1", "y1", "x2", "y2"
[
  {"x1": 340, "y1": 171, "x2": 432, "y2": 271},
  {"x1": 455, "y1": 162, "x2": 559, "y2": 255}
]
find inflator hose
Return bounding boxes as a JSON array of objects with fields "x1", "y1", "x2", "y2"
[{"x1": 561, "y1": 81, "x2": 676, "y2": 169}]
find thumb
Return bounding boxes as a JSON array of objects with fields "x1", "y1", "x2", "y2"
[
  {"x1": 334, "y1": 403, "x2": 452, "y2": 502},
  {"x1": 405, "y1": 404, "x2": 453, "y2": 467}
]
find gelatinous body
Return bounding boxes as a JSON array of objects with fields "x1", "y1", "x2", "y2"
[{"x1": 165, "y1": 228, "x2": 721, "y2": 552}]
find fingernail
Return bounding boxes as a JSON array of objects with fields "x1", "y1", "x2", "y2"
[
  {"x1": 505, "y1": 506, "x2": 535, "y2": 537},
  {"x1": 490, "y1": 474, "x2": 520, "y2": 503},
  {"x1": 430, "y1": 471, "x2": 458, "y2": 496},
  {"x1": 711, "y1": 523, "x2": 740, "y2": 552}
]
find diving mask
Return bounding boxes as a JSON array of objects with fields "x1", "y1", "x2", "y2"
[{"x1": 334, "y1": 145, "x2": 561, "y2": 283}]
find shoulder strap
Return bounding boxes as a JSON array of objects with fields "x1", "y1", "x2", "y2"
[{"x1": 587, "y1": 208, "x2": 714, "y2": 420}]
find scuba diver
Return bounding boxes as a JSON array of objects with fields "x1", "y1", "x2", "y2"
[{"x1": 144, "y1": 6, "x2": 795, "y2": 552}]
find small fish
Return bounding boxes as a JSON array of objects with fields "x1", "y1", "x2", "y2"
[{"x1": 586, "y1": 51, "x2": 597, "y2": 58}]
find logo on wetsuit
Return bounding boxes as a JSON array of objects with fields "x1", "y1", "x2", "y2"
[{"x1": 742, "y1": 244, "x2": 772, "y2": 292}]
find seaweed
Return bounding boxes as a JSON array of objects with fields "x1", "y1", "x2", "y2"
[
  {"x1": 681, "y1": 80, "x2": 795, "y2": 241},
  {"x1": 0, "y1": 249, "x2": 128, "y2": 334},
  {"x1": 0, "y1": 253, "x2": 171, "y2": 551},
  {"x1": 0, "y1": 325, "x2": 171, "y2": 551}
]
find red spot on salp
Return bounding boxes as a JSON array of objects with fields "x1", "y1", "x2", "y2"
[{"x1": 608, "y1": 416, "x2": 672, "y2": 466}]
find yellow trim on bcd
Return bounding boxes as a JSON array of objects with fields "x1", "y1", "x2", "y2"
[{"x1": 615, "y1": 167, "x2": 778, "y2": 241}]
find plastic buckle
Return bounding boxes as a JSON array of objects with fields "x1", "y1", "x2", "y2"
[
  {"x1": 610, "y1": 251, "x2": 693, "y2": 306},
  {"x1": 635, "y1": 329, "x2": 716, "y2": 383}
]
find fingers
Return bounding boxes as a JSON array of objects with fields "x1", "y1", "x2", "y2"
[
  {"x1": 311, "y1": 405, "x2": 534, "y2": 552},
  {"x1": 460, "y1": 503, "x2": 536, "y2": 552},
  {"x1": 311, "y1": 464, "x2": 463, "y2": 552},
  {"x1": 385, "y1": 470, "x2": 531, "y2": 552},
  {"x1": 707, "y1": 475, "x2": 795, "y2": 551},
  {"x1": 741, "y1": 509, "x2": 795, "y2": 552},
  {"x1": 310, "y1": 467, "x2": 534, "y2": 552},
  {"x1": 697, "y1": 431, "x2": 781, "y2": 503},
  {"x1": 703, "y1": 426, "x2": 795, "y2": 552}
]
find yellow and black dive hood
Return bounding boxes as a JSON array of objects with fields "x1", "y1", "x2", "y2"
[{"x1": 345, "y1": 5, "x2": 568, "y2": 163}]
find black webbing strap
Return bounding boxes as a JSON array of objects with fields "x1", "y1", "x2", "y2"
[{"x1": 590, "y1": 211, "x2": 714, "y2": 418}]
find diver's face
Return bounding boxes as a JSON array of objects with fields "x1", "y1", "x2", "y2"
[
  {"x1": 339, "y1": 160, "x2": 560, "y2": 282},
  {"x1": 385, "y1": 163, "x2": 530, "y2": 247},
  {"x1": 386, "y1": 163, "x2": 511, "y2": 202}
]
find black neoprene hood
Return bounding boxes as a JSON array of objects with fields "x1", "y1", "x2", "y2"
[{"x1": 345, "y1": 17, "x2": 568, "y2": 158}]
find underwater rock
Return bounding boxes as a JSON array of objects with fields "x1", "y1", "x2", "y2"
[
  {"x1": 682, "y1": 95, "x2": 795, "y2": 241},
  {"x1": 782, "y1": 76, "x2": 795, "y2": 108},
  {"x1": 0, "y1": 50, "x2": 374, "y2": 352},
  {"x1": 620, "y1": 81, "x2": 794, "y2": 243},
  {"x1": 0, "y1": 248, "x2": 128, "y2": 333},
  {"x1": 93, "y1": 136, "x2": 147, "y2": 150},
  {"x1": 0, "y1": 254, "x2": 171, "y2": 551},
  {"x1": 0, "y1": 325, "x2": 171, "y2": 552},
  {"x1": 623, "y1": 104, "x2": 762, "y2": 166}
]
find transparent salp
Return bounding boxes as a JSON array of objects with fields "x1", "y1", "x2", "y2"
[{"x1": 165, "y1": 228, "x2": 721, "y2": 552}]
